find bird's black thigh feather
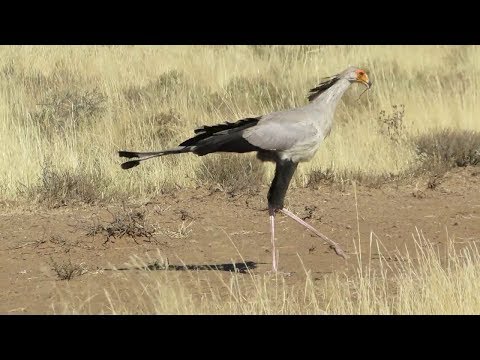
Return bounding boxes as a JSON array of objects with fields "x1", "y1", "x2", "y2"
[{"x1": 268, "y1": 159, "x2": 298, "y2": 210}]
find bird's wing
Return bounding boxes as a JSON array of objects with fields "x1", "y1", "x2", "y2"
[{"x1": 242, "y1": 110, "x2": 318, "y2": 151}]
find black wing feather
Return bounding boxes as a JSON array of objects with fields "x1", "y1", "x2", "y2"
[{"x1": 179, "y1": 116, "x2": 261, "y2": 146}]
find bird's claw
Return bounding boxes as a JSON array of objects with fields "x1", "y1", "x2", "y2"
[{"x1": 330, "y1": 245, "x2": 349, "y2": 260}]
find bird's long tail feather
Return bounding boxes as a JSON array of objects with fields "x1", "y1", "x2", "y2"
[{"x1": 119, "y1": 146, "x2": 190, "y2": 169}]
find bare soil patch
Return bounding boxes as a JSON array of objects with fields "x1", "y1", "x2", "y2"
[{"x1": 1, "y1": 167, "x2": 479, "y2": 313}]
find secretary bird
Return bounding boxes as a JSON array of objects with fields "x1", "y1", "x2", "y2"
[{"x1": 119, "y1": 66, "x2": 372, "y2": 272}]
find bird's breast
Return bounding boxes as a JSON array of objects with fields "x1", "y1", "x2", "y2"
[{"x1": 278, "y1": 135, "x2": 323, "y2": 163}]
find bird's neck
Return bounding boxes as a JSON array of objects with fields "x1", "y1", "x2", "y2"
[{"x1": 311, "y1": 78, "x2": 352, "y2": 109}]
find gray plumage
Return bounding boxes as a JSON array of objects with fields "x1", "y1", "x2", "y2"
[{"x1": 119, "y1": 66, "x2": 372, "y2": 269}]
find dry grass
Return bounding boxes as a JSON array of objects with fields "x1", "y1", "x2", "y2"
[
  {"x1": 26, "y1": 160, "x2": 106, "y2": 206},
  {"x1": 54, "y1": 230, "x2": 480, "y2": 314},
  {"x1": 195, "y1": 153, "x2": 266, "y2": 194},
  {"x1": 2, "y1": 45, "x2": 480, "y2": 202},
  {"x1": 323, "y1": 229, "x2": 480, "y2": 314},
  {"x1": 414, "y1": 128, "x2": 480, "y2": 169},
  {"x1": 87, "y1": 208, "x2": 156, "y2": 243},
  {"x1": 50, "y1": 257, "x2": 87, "y2": 281}
]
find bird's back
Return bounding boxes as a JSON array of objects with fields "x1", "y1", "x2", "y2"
[{"x1": 242, "y1": 103, "x2": 334, "y2": 162}]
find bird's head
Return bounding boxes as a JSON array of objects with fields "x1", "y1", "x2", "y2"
[
  {"x1": 307, "y1": 66, "x2": 372, "y2": 102},
  {"x1": 343, "y1": 66, "x2": 372, "y2": 89}
]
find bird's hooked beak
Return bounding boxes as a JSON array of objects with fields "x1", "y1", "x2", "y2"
[
  {"x1": 356, "y1": 71, "x2": 372, "y2": 89},
  {"x1": 354, "y1": 70, "x2": 372, "y2": 101}
]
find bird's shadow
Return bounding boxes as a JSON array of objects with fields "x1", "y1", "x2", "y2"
[{"x1": 112, "y1": 261, "x2": 262, "y2": 274}]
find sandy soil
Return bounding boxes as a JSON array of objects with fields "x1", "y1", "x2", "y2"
[{"x1": 1, "y1": 167, "x2": 479, "y2": 314}]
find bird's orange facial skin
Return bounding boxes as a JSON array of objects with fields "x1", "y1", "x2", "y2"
[{"x1": 355, "y1": 69, "x2": 370, "y2": 87}]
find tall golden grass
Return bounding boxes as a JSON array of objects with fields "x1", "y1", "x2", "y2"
[
  {"x1": 1, "y1": 45, "x2": 479, "y2": 201},
  {"x1": 55, "y1": 230, "x2": 480, "y2": 315}
]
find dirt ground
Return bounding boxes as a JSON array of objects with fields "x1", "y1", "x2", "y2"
[{"x1": 1, "y1": 167, "x2": 480, "y2": 314}]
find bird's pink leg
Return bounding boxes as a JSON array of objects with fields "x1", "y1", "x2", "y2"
[
  {"x1": 269, "y1": 207, "x2": 278, "y2": 272},
  {"x1": 279, "y1": 208, "x2": 348, "y2": 259}
]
